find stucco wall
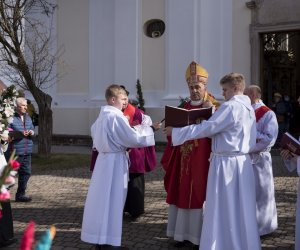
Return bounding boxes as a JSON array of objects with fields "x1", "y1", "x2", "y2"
[
  {"x1": 232, "y1": 0, "x2": 251, "y2": 83},
  {"x1": 51, "y1": 0, "x2": 252, "y2": 143},
  {"x1": 257, "y1": 0, "x2": 300, "y2": 24},
  {"x1": 56, "y1": 0, "x2": 89, "y2": 94}
]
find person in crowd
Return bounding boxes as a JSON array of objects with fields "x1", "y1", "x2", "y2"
[
  {"x1": 280, "y1": 95, "x2": 300, "y2": 250},
  {"x1": 8, "y1": 97, "x2": 34, "y2": 202},
  {"x1": 81, "y1": 84, "x2": 161, "y2": 250},
  {"x1": 26, "y1": 99, "x2": 39, "y2": 127},
  {"x1": 283, "y1": 94, "x2": 293, "y2": 132},
  {"x1": 0, "y1": 135, "x2": 16, "y2": 248},
  {"x1": 161, "y1": 61, "x2": 219, "y2": 249},
  {"x1": 120, "y1": 86, "x2": 157, "y2": 220},
  {"x1": 164, "y1": 73, "x2": 261, "y2": 250},
  {"x1": 272, "y1": 92, "x2": 288, "y2": 142},
  {"x1": 245, "y1": 85, "x2": 278, "y2": 236},
  {"x1": 26, "y1": 99, "x2": 35, "y2": 118}
]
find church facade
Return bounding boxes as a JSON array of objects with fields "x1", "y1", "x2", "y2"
[{"x1": 28, "y1": 0, "x2": 300, "y2": 141}]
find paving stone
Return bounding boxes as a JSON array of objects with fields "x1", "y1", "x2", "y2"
[{"x1": 5, "y1": 148, "x2": 298, "y2": 249}]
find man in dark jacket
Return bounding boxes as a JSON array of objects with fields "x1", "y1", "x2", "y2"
[{"x1": 9, "y1": 97, "x2": 34, "y2": 202}]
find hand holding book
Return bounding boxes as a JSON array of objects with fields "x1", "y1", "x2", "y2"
[
  {"x1": 280, "y1": 132, "x2": 300, "y2": 155},
  {"x1": 164, "y1": 105, "x2": 214, "y2": 128}
]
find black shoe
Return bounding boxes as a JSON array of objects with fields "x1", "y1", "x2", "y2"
[
  {"x1": 15, "y1": 196, "x2": 32, "y2": 202},
  {"x1": 173, "y1": 241, "x2": 185, "y2": 248},
  {"x1": 0, "y1": 238, "x2": 17, "y2": 248},
  {"x1": 101, "y1": 245, "x2": 129, "y2": 250}
]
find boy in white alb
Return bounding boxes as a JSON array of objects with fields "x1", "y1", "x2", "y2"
[
  {"x1": 245, "y1": 85, "x2": 278, "y2": 236},
  {"x1": 81, "y1": 84, "x2": 160, "y2": 250},
  {"x1": 164, "y1": 73, "x2": 261, "y2": 250}
]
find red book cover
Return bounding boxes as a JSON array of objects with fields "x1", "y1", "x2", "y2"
[
  {"x1": 164, "y1": 105, "x2": 214, "y2": 127},
  {"x1": 280, "y1": 132, "x2": 300, "y2": 155}
]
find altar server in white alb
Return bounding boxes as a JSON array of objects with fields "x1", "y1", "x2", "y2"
[
  {"x1": 164, "y1": 73, "x2": 261, "y2": 250},
  {"x1": 245, "y1": 85, "x2": 278, "y2": 236},
  {"x1": 280, "y1": 95, "x2": 300, "y2": 250},
  {"x1": 81, "y1": 84, "x2": 161, "y2": 250}
]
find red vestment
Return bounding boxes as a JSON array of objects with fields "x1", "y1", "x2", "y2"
[
  {"x1": 123, "y1": 103, "x2": 156, "y2": 173},
  {"x1": 123, "y1": 103, "x2": 157, "y2": 217},
  {"x1": 255, "y1": 105, "x2": 271, "y2": 122},
  {"x1": 161, "y1": 102, "x2": 211, "y2": 209}
]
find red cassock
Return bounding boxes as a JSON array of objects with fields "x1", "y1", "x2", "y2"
[{"x1": 161, "y1": 102, "x2": 211, "y2": 209}]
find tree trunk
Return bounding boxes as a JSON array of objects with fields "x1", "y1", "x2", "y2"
[{"x1": 34, "y1": 90, "x2": 53, "y2": 157}]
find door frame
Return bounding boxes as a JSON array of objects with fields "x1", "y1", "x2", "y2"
[{"x1": 250, "y1": 22, "x2": 300, "y2": 84}]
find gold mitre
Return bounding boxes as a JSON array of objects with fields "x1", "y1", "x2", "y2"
[{"x1": 185, "y1": 61, "x2": 209, "y2": 84}]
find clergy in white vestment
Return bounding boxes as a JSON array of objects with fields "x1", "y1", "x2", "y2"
[
  {"x1": 81, "y1": 85, "x2": 160, "y2": 250},
  {"x1": 245, "y1": 85, "x2": 278, "y2": 236},
  {"x1": 164, "y1": 73, "x2": 261, "y2": 250},
  {"x1": 280, "y1": 95, "x2": 300, "y2": 250}
]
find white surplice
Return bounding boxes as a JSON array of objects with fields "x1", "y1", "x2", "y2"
[
  {"x1": 172, "y1": 95, "x2": 261, "y2": 250},
  {"x1": 284, "y1": 149, "x2": 300, "y2": 249},
  {"x1": 251, "y1": 101, "x2": 278, "y2": 235},
  {"x1": 81, "y1": 105, "x2": 155, "y2": 246}
]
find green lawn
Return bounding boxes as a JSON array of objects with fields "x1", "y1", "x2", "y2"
[{"x1": 31, "y1": 153, "x2": 91, "y2": 172}]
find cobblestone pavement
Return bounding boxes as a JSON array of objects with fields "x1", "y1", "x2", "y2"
[{"x1": 5, "y1": 148, "x2": 298, "y2": 250}]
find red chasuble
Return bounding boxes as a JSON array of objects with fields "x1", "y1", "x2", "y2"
[{"x1": 161, "y1": 101, "x2": 211, "y2": 209}]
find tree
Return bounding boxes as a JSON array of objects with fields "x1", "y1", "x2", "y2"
[
  {"x1": 0, "y1": 0, "x2": 62, "y2": 157},
  {"x1": 136, "y1": 79, "x2": 145, "y2": 112}
]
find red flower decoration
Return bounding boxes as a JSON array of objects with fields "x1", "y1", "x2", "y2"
[
  {"x1": 0, "y1": 189, "x2": 11, "y2": 201},
  {"x1": 20, "y1": 221, "x2": 35, "y2": 250},
  {"x1": 9, "y1": 160, "x2": 20, "y2": 170}
]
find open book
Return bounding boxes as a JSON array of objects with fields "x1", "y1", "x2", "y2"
[
  {"x1": 280, "y1": 132, "x2": 300, "y2": 155},
  {"x1": 164, "y1": 105, "x2": 214, "y2": 127}
]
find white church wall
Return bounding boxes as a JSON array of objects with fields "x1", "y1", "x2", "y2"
[
  {"x1": 52, "y1": 0, "x2": 91, "y2": 135},
  {"x1": 57, "y1": 0, "x2": 89, "y2": 94},
  {"x1": 50, "y1": 0, "x2": 252, "y2": 142},
  {"x1": 141, "y1": 0, "x2": 165, "y2": 92},
  {"x1": 232, "y1": 0, "x2": 251, "y2": 83},
  {"x1": 89, "y1": 0, "x2": 114, "y2": 101}
]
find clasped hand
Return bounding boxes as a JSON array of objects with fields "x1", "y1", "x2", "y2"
[{"x1": 23, "y1": 130, "x2": 33, "y2": 137}]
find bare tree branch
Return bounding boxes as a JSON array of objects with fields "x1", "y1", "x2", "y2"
[{"x1": 0, "y1": 0, "x2": 64, "y2": 156}]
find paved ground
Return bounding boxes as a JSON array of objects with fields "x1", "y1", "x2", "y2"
[{"x1": 5, "y1": 147, "x2": 298, "y2": 250}]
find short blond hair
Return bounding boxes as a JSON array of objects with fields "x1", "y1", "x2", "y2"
[
  {"x1": 105, "y1": 84, "x2": 127, "y2": 101},
  {"x1": 220, "y1": 73, "x2": 245, "y2": 92}
]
